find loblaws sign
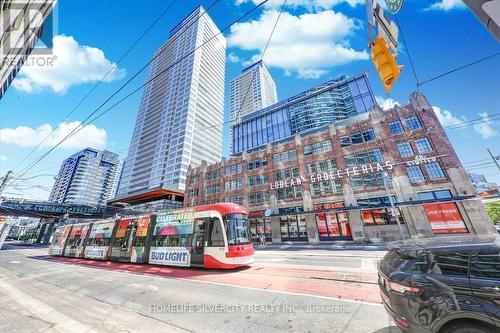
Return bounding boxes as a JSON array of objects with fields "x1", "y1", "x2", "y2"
[
  {"x1": 270, "y1": 154, "x2": 446, "y2": 190},
  {"x1": 270, "y1": 161, "x2": 394, "y2": 190}
]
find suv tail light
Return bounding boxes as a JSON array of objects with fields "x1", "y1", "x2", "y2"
[
  {"x1": 389, "y1": 281, "x2": 421, "y2": 295},
  {"x1": 393, "y1": 315, "x2": 410, "y2": 329}
]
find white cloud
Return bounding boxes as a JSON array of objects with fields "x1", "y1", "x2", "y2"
[
  {"x1": 12, "y1": 35, "x2": 126, "y2": 94},
  {"x1": 0, "y1": 122, "x2": 107, "y2": 149},
  {"x1": 235, "y1": 0, "x2": 364, "y2": 10},
  {"x1": 227, "y1": 10, "x2": 368, "y2": 78},
  {"x1": 375, "y1": 95, "x2": 400, "y2": 110},
  {"x1": 228, "y1": 52, "x2": 241, "y2": 63},
  {"x1": 473, "y1": 112, "x2": 498, "y2": 139},
  {"x1": 375, "y1": 97, "x2": 497, "y2": 139},
  {"x1": 425, "y1": 0, "x2": 466, "y2": 11},
  {"x1": 432, "y1": 106, "x2": 464, "y2": 127}
]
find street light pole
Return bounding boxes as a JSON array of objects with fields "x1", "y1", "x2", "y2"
[
  {"x1": 487, "y1": 148, "x2": 500, "y2": 171},
  {"x1": 382, "y1": 172, "x2": 405, "y2": 240}
]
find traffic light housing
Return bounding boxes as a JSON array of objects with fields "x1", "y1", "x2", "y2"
[{"x1": 371, "y1": 34, "x2": 401, "y2": 93}]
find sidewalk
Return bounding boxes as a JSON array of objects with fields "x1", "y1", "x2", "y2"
[{"x1": 253, "y1": 241, "x2": 387, "y2": 251}]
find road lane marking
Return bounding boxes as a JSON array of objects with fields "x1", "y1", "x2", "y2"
[
  {"x1": 169, "y1": 275, "x2": 384, "y2": 307},
  {"x1": 0, "y1": 279, "x2": 97, "y2": 333}
]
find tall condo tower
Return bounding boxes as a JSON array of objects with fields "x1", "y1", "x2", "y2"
[
  {"x1": 117, "y1": 7, "x2": 226, "y2": 196},
  {"x1": 230, "y1": 60, "x2": 277, "y2": 122},
  {"x1": 49, "y1": 148, "x2": 120, "y2": 205},
  {"x1": 229, "y1": 61, "x2": 277, "y2": 151}
]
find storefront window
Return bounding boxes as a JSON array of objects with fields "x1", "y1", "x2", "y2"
[
  {"x1": 314, "y1": 203, "x2": 352, "y2": 240},
  {"x1": 249, "y1": 213, "x2": 272, "y2": 241},
  {"x1": 279, "y1": 207, "x2": 307, "y2": 241},
  {"x1": 361, "y1": 208, "x2": 404, "y2": 226}
]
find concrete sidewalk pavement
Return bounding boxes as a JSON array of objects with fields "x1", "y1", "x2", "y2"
[{"x1": 253, "y1": 241, "x2": 388, "y2": 252}]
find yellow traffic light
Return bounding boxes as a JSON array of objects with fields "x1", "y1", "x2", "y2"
[{"x1": 370, "y1": 34, "x2": 401, "y2": 93}]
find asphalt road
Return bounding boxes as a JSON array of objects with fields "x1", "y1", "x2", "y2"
[{"x1": 0, "y1": 244, "x2": 398, "y2": 333}]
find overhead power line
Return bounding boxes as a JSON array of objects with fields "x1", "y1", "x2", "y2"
[
  {"x1": 462, "y1": 158, "x2": 492, "y2": 165},
  {"x1": 5, "y1": 0, "x2": 225, "y2": 189},
  {"x1": 216, "y1": 0, "x2": 287, "y2": 143},
  {"x1": 4, "y1": 0, "x2": 270, "y2": 192},
  {"x1": 418, "y1": 52, "x2": 500, "y2": 87},
  {"x1": 10, "y1": 0, "x2": 180, "y2": 174},
  {"x1": 444, "y1": 113, "x2": 500, "y2": 130}
]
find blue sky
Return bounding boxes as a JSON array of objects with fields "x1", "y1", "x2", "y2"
[{"x1": 0, "y1": 0, "x2": 499, "y2": 200}]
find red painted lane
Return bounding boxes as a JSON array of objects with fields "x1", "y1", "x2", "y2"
[{"x1": 50, "y1": 257, "x2": 382, "y2": 304}]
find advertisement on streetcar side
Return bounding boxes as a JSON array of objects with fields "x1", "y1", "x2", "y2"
[
  {"x1": 75, "y1": 223, "x2": 92, "y2": 258},
  {"x1": 149, "y1": 246, "x2": 190, "y2": 267},
  {"x1": 155, "y1": 209, "x2": 195, "y2": 235},
  {"x1": 130, "y1": 215, "x2": 152, "y2": 263},
  {"x1": 50, "y1": 225, "x2": 72, "y2": 256},
  {"x1": 84, "y1": 221, "x2": 116, "y2": 260},
  {"x1": 84, "y1": 246, "x2": 110, "y2": 260}
]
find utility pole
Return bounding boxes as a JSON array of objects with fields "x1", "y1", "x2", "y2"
[
  {"x1": 0, "y1": 171, "x2": 14, "y2": 250},
  {"x1": 487, "y1": 148, "x2": 500, "y2": 171},
  {"x1": 382, "y1": 172, "x2": 405, "y2": 240},
  {"x1": 0, "y1": 170, "x2": 13, "y2": 196}
]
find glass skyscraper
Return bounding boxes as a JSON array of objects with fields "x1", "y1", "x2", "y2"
[
  {"x1": 229, "y1": 61, "x2": 277, "y2": 152},
  {"x1": 231, "y1": 73, "x2": 375, "y2": 154},
  {"x1": 117, "y1": 7, "x2": 226, "y2": 196},
  {"x1": 49, "y1": 148, "x2": 120, "y2": 205}
]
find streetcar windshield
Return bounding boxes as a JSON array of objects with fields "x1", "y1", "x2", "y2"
[{"x1": 225, "y1": 214, "x2": 250, "y2": 245}]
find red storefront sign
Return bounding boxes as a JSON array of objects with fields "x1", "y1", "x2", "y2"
[
  {"x1": 248, "y1": 211, "x2": 265, "y2": 218},
  {"x1": 423, "y1": 202, "x2": 468, "y2": 234}
]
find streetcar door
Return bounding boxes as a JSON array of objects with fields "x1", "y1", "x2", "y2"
[
  {"x1": 120, "y1": 222, "x2": 136, "y2": 262},
  {"x1": 191, "y1": 218, "x2": 207, "y2": 266}
]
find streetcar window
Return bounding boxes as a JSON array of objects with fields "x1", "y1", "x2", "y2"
[
  {"x1": 134, "y1": 237, "x2": 146, "y2": 247},
  {"x1": 208, "y1": 218, "x2": 224, "y2": 247},
  {"x1": 152, "y1": 234, "x2": 191, "y2": 247},
  {"x1": 225, "y1": 214, "x2": 250, "y2": 245}
]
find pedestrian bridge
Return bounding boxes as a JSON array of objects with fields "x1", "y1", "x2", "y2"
[{"x1": 0, "y1": 199, "x2": 127, "y2": 219}]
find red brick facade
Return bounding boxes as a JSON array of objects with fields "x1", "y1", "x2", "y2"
[{"x1": 184, "y1": 93, "x2": 495, "y2": 243}]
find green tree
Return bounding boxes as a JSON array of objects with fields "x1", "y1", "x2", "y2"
[{"x1": 485, "y1": 202, "x2": 500, "y2": 224}]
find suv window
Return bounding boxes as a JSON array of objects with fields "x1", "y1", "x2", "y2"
[
  {"x1": 380, "y1": 249, "x2": 421, "y2": 275},
  {"x1": 470, "y1": 250, "x2": 500, "y2": 280},
  {"x1": 412, "y1": 251, "x2": 469, "y2": 277}
]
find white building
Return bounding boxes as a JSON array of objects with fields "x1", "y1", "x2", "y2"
[
  {"x1": 229, "y1": 61, "x2": 277, "y2": 151},
  {"x1": 49, "y1": 148, "x2": 120, "y2": 205},
  {"x1": 117, "y1": 7, "x2": 226, "y2": 196},
  {"x1": 468, "y1": 172, "x2": 498, "y2": 193},
  {"x1": 1, "y1": 0, "x2": 57, "y2": 98}
]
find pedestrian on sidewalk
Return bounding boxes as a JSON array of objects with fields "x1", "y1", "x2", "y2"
[{"x1": 260, "y1": 233, "x2": 267, "y2": 246}]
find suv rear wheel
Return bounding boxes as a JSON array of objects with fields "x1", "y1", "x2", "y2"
[{"x1": 440, "y1": 320, "x2": 495, "y2": 333}]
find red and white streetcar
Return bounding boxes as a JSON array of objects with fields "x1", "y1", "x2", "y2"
[{"x1": 49, "y1": 203, "x2": 254, "y2": 269}]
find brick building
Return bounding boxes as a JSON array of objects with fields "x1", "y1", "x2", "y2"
[{"x1": 184, "y1": 93, "x2": 495, "y2": 243}]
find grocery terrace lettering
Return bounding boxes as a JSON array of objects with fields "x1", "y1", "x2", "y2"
[
  {"x1": 270, "y1": 161, "x2": 394, "y2": 190},
  {"x1": 269, "y1": 154, "x2": 447, "y2": 190}
]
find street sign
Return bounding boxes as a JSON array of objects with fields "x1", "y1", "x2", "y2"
[
  {"x1": 374, "y1": 3, "x2": 399, "y2": 52},
  {"x1": 385, "y1": 0, "x2": 404, "y2": 14}
]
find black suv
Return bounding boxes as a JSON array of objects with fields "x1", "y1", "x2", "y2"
[{"x1": 378, "y1": 235, "x2": 499, "y2": 333}]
